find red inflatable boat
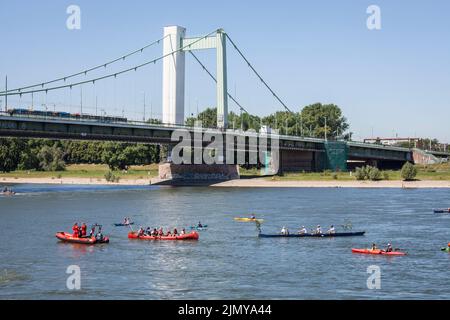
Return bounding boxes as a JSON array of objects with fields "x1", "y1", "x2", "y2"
[
  {"x1": 352, "y1": 248, "x2": 406, "y2": 256},
  {"x1": 56, "y1": 232, "x2": 110, "y2": 245},
  {"x1": 128, "y1": 231, "x2": 199, "y2": 241}
]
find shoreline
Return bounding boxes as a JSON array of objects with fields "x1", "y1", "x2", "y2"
[{"x1": 1, "y1": 177, "x2": 450, "y2": 188}]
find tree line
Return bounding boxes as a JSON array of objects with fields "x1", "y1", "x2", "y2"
[{"x1": 0, "y1": 138, "x2": 160, "y2": 173}]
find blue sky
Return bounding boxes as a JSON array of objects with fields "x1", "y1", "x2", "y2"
[{"x1": 0, "y1": 0, "x2": 449, "y2": 141}]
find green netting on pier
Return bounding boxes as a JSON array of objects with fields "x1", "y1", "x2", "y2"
[{"x1": 324, "y1": 141, "x2": 348, "y2": 171}]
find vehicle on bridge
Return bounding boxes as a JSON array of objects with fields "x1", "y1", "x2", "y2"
[{"x1": 7, "y1": 108, "x2": 128, "y2": 124}]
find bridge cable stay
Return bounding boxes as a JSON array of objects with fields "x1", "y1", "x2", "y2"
[
  {"x1": 188, "y1": 51, "x2": 250, "y2": 115},
  {"x1": 225, "y1": 34, "x2": 293, "y2": 114},
  {"x1": 0, "y1": 36, "x2": 169, "y2": 94},
  {"x1": 0, "y1": 30, "x2": 219, "y2": 98}
]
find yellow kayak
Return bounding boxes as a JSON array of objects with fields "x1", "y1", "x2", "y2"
[{"x1": 234, "y1": 217, "x2": 264, "y2": 223}]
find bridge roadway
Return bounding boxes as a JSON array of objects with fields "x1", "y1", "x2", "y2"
[{"x1": 0, "y1": 113, "x2": 446, "y2": 172}]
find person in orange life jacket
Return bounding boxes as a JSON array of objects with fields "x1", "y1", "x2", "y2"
[
  {"x1": 81, "y1": 223, "x2": 87, "y2": 237},
  {"x1": 72, "y1": 223, "x2": 79, "y2": 237}
]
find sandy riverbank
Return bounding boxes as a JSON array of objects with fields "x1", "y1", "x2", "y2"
[
  {"x1": 0, "y1": 177, "x2": 151, "y2": 186},
  {"x1": 212, "y1": 178, "x2": 450, "y2": 189},
  {"x1": 2, "y1": 176, "x2": 450, "y2": 188}
]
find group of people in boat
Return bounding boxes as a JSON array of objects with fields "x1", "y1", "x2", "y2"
[
  {"x1": 371, "y1": 243, "x2": 394, "y2": 253},
  {"x1": 1, "y1": 187, "x2": 15, "y2": 195},
  {"x1": 137, "y1": 226, "x2": 187, "y2": 237},
  {"x1": 280, "y1": 225, "x2": 336, "y2": 235},
  {"x1": 72, "y1": 222, "x2": 104, "y2": 241},
  {"x1": 122, "y1": 217, "x2": 132, "y2": 225}
]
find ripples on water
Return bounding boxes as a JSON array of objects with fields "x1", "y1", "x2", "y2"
[{"x1": 0, "y1": 184, "x2": 450, "y2": 299}]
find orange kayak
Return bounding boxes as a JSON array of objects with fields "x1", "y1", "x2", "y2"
[
  {"x1": 56, "y1": 232, "x2": 110, "y2": 245},
  {"x1": 128, "y1": 231, "x2": 199, "y2": 241},
  {"x1": 352, "y1": 248, "x2": 406, "y2": 256}
]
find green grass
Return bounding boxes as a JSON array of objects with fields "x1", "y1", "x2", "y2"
[
  {"x1": 240, "y1": 162, "x2": 450, "y2": 181},
  {"x1": 0, "y1": 164, "x2": 159, "y2": 180}
]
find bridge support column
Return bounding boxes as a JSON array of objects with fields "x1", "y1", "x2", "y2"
[{"x1": 162, "y1": 26, "x2": 186, "y2": 125}]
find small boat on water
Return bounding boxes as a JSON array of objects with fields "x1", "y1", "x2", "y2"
[
  {"x1": 190, "y1": 225, "x2": 208, "y2": 231},
  {"x1": 128, "y1": 231, "x2": 199, "y2": 241},
  {"x1": 56, "y1": 232, "x2": 110, "y2": 245},
  {"x1": 259, "y1": 231, "x2": 366, "y2": 238},
  {"x1": 114, "y1": 222, "x2": 135, "y2": 227},
  {"x1": 352, "y1": 248, "x2": 406, "y2": 256},
  {"x1": 434, "y1": 208, "x2": 450, "y2": 213},
  {"x1": 234, "y1": 218, "x2": 264, "y2": 223}
]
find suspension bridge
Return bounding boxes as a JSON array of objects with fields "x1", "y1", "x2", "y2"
[{"x1": 0, "y1": 26, "x2": 446, "y2": 180}]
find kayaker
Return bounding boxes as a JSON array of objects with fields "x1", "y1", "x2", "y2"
[
  {"x1": 315, "y1": 225, "x2": 322, "y2": 235},
  {"x1": 327, "y1": 225, "x2": 336, "y2": 234},
  {"x1": 281, "y1": 226, "x2": 289, "y2": 235},
  {"x1": 386, "y1": 243, "x2": 393, "y2": 253},
  {"x1": 138, "y1": 227, "x2": 145, "y2": 237},
  {"x1": 72, "y1": 223, "x2": 79, "y2": 238},
  {"x1": 158, "y1": 227, "x2": 164, "y2": 236},
  {"x1": 198, "y1": 222, "x2": 203, "y2": 228},
  {"x1": 299, "y1": 226, "x2": 308, "y2": 234},
  {"x1": 81, "y1": 223, "x2": 87, "y2": 237},
  {"x1": 151, "y1": 228, "x2": 157, "y2": 236},
  {"x1": 371, "y1": 243, "x2": 378, "y2": 251},
  {"x1": 145, "y1": 227, "x2": 151, "y2": 235},
  {"x1": 251, "y1": 214, "x2": 256, "y2": 220}
]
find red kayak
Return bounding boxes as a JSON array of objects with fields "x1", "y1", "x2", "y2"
[
  {"x1": 56, "y1": 232, "x2": 110, "y2": 245},
  {"x1": 352, "y1": 248, "x2": 406, "y2": 256},
  {"x1": 128, "y1": 231, "x2": 199, "y2": 241}
]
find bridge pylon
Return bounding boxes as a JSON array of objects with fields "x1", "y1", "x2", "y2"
[{"x1": 162, "y1": 26, "x2": 228, "y2": 129}]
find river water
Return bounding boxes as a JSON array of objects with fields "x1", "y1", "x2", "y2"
[{"x1": 0, "y1": 184, "x2": 450, "y2": 300}]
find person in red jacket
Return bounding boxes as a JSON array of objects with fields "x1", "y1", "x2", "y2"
[
  {"x1": 72, "y1": 223, "x2": 79, "y2": 237},
  {"x1": 81, "y1": 223, "x2": 87, "y2": 237}
]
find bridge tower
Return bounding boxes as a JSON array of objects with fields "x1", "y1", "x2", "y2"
[{"x1": 162, "y1": 26, "x2": 228, "y2": 129}]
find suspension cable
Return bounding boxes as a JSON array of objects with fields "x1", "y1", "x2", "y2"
[
  {"x1": 188, "y1": 51, "x2": 250, "y2": 114},
  {"x1": 1, "y1": 30, "x2": 219, "y2": 97},
  {"x1": 0, "y1": 35, "x2": 169, "y2": 94},
  {"x1": 225, "y1": 34, "x2": 293, "y2": 113}
]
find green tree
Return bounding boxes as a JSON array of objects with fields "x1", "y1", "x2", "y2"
[
  {"x1": 0, "y1": 138, "x2": 23, "y2": 172},
  {"x1": 401, "y1": 162, "x2": 418, "y2": 181},
  {"x1": 299, "y1": 103, "x2": 349, "y2": 139},
  {"x1": 37, "y1": 144, "x2": 66, "y2": 171}
]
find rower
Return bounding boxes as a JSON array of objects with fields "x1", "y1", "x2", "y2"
[
  {"x1": 251, "y1": 214, "x2": 256, "y2": 220},
  {"x1": 96, "y1": 228, "x2": 104, "y2": 241},
  {"x1": 371, "y1": 243, "x2": 378, "y2": 250},
  {"x1": 145, "y1": 227, "x2": 151, "y2": 235},
  {"x1": 327, "y1": 225, "x2": 336, "y2": 234},
  {"x1": 386, "y1": 243, "x2": 393, "y2": 253},
  {"x1": 89, "y1": 225, "x2": 96, "y2": 237},
  {"x1": 138, "y1": 226, "x2": 145, "y2": 237},
  {"x1": 315, "y1": 225, "x2": 322, "y2": 234},
  {"x1": 181, "y1": 228, "x2": 186, "y2": 235},
  {"x1": 173, "y1": 228, "x2": 178, "y2": 235},
  {"x1": 299, "y1": 226, "x2": 308, "y2": 234},
  {"x1": 281, "y1": 226, "x2": 289, "y2": 235}
]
